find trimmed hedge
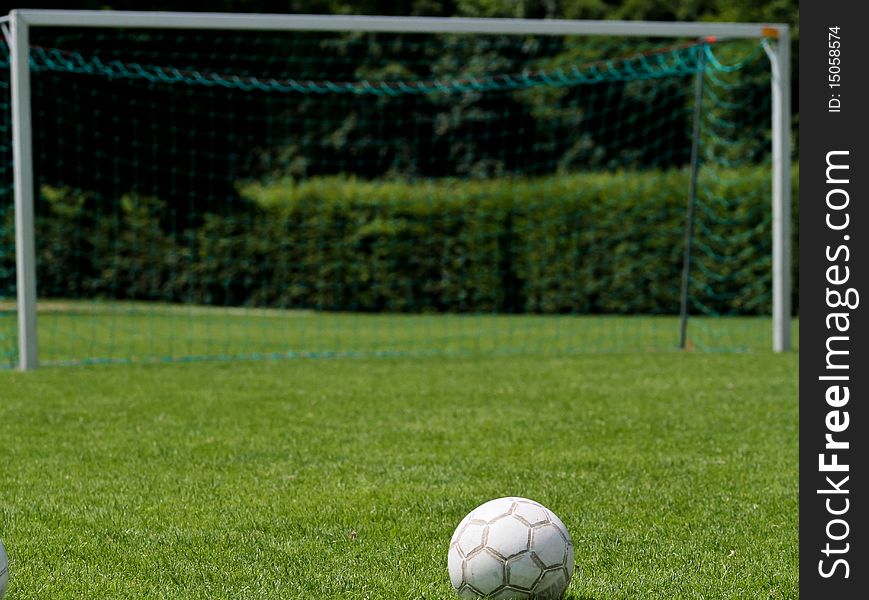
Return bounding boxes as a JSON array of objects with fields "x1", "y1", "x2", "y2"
[{"x1": 6, "y1": 167, "x2": 798, "y2": 315}]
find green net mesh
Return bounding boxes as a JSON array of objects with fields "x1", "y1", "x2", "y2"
[{"x1": 0, "y1": 28, "x2": 793, "y2": 366}]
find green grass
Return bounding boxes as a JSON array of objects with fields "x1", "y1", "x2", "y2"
[
  {"x1": 0, "y1": 301, "x2": 793, "y2": 368},
  {"x1": 0, "y1": 350, "x2": 797, "y2": 599}
]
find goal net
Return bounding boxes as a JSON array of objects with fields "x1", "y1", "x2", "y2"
[{"x1": 0, "y1": 14, "x2": 793, "y2": 367}]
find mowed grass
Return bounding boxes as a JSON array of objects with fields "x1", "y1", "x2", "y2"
[
  {"x1": 0, "y1": 350, "x2": 797, "y2": 599},
  {"x1": 0, "y1": 301, "x2": 789, "y2": 368}
]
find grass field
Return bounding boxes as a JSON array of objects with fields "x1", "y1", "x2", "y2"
[
  {"x1": 0, "y1": 301, "x2": 790, "y2": 368},
  {"x1": 0, "y1": 346, "x2": 797, "y2": 598}
]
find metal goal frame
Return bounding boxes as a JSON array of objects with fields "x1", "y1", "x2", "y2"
[{"x1": 2, "y1": 10, "x2": 792, "y2": 369}]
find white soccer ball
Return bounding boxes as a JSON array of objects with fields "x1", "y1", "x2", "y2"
[
  {"x1": 0, "y1": 538, "x2": 8, "y2": 599},
  {"x1": 448, "y1": 497, "x2": 574, "y2": 599}
]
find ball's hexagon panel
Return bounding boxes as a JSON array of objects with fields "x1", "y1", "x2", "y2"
[
  {"x1": 489, "y1": 586, "x2": 532, "y2": 599},
  {"x1": 530, "y1": 523, "x2": 568, "y2": 568},
  {"x1": 487, "y1": 515, "x2": 531, "y2": 559},
  {"x1": 457, "y1": 583, "x2": 484, "y2": 599},
  {"x1": 506, "y1": 552, "x2": 543, "y2": 590},
  {"x1": 534, "y1": 567, "x2": 570, "y2": 599},
  {"x1": 457, "y1": 521, "x2": 487, "y2": 557},
  {"x1": 471, "y1": 497, "x2": 516, "y2": 524},
  {"x1": 463, "y1": 549, "x2": 507, "y2": 595},
  {"x1": 448, "y1": 544, "x2": 465, "y2": 589},
  {"x1": 543, "y1": 508, "x2": 571, "y2": 541},
  {"x1": 511, "y1": 501, "x2": 550, "y2": 527},
  {"x1": 565, "y1": 539, "x2": 575, "y2": 575}
]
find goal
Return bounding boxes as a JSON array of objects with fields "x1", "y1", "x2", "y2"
[{"x1": 0, "y1": 10, "x2": 792, "y2": 369}]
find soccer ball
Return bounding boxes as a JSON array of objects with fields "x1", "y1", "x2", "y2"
[
  {"x1": 0, "y1": 538, "x2": 8, "y2": 599},
  {"x1": 448, "y1": 497, "x2": 574, "y2": 599}
]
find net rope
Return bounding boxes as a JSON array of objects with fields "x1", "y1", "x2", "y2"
[{"x1": 0, "y1": 31, "x2": 790, "y2": 366}]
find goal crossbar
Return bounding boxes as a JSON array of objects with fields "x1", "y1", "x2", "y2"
[
  {"x1": 4, "y1": 10, "x2": 793, "y2": 370},
  {"x1": 11, "y1": 10, "x2": 787, "y2": 38}
]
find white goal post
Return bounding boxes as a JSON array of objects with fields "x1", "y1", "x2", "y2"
[{"x1": 3, "y1": 9, "x2": 792, "y2": 370}]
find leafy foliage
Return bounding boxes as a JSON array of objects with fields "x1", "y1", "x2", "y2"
[{"x1": 29, "y1": 167, "x2": 798, "y2": 316}]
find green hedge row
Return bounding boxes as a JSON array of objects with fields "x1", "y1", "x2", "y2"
[{"x1": 11, "y1": 167, "x2": 798, "y2": 315}]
